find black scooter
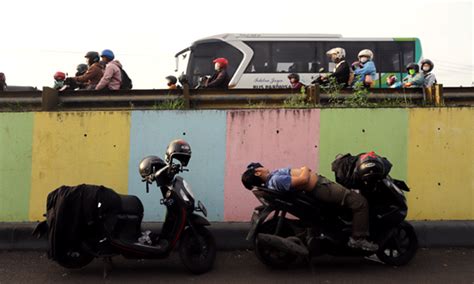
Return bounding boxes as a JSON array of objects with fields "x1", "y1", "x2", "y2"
[
  {"x1": 34, "y1": 145, "x2": 216, "y2": 275},
  {"x1": 247, "y1": 176, "x2": 418, "y2": 268}
]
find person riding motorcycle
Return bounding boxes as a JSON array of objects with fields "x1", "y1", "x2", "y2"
[
  {"x1": 287, "y1": 73, "x2": 305, "y2": 91},
  {"x1": 241, "y1": 162, "x2": 379, "y2": 251},
  {"x1": 402, "y1": 63, "x2": 424, "y2": 88},
  {"x1": 420, "y1": 59, "x2": 437, "y2": 88},
  {"x1": 165, "y1": 75, "x2": 180, "y2": 90},
  {"x1": 313, "y1": 47, "x2": 350, "y2": 87},
  {"x1": 53, "y1": 71, "x2": 66, "y2": 90},
  {"x1": 353, "y1": 49, "x2": 377, "y2": 87},
  {"x1": 205, "y1": 57, "x2": 230, "y2": 89},
  {"x1": 72, "y1": 51, "x2": 104, "y2": 90}
]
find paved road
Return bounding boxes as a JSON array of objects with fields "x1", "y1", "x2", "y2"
[{"x1": 0, "y1": 248, "x2": 473, "y2": 283}]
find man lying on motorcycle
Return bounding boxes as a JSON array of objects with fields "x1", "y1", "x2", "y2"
[{"x1": 241, "y1": 162, "x2": 379, "y2": 251}]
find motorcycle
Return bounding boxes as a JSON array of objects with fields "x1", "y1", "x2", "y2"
[
  {"x1": 246, "y1": 176, "x2": 418, "y2": 268},
  {"x1": 34, "y1": 140, "x2": 216, "y2": 275}
]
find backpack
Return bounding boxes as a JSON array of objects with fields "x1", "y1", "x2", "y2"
[{"x1": 120, "y1": 68, "x2": 133, "y2": 90}]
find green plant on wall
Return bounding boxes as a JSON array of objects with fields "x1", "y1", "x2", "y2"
[
  {"x1": 247, "y1": 100, "x2": 266, "y2": 108},
  {"x1": 320, "y1": 77, "x2": 344, "y2": 106},
  {"x1": 153, "y1": 98, "x2": 185, "y2": 110},
  {"x1": 283, "y1": 87, "x2": 312, "y2": 108},
  {"x1": 344, "y1": 81, "x2": 372, "y2": 107}
]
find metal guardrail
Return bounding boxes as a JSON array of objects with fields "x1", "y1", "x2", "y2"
[{"x1": 0, "y1": 85, "x2": 473, "y2": 111}]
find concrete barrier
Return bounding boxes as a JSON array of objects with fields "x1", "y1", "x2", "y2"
[{"x1": 0, "y1": 108, "x2": 472, "y2": 231}]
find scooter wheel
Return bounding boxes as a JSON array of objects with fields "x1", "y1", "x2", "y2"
[
  {"x1": 254, "y1": 219, "x2": 298, "y2": 269},
  {"x1": 56, "y1": 248, "x2": 94, "y2": 269},
  {"x1": 376, "y1": 221, "x2": 418, "y2": 266},
  {"x1": 179, "y1": 226, "x2": 216, "y2": 274}
]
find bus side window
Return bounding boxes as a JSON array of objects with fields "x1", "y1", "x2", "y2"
[
  {"x1": 399, "y1": 41, "x2": 416, "y2": 67},
  {"x1": 244, "y1": 42, "x2": 271, "y2": 73}
]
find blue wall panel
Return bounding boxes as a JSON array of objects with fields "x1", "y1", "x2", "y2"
[{"x1": 128, "y1": 110, "x2": 227, "y2": 221}]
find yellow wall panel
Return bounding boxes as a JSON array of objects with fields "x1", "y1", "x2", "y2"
[
  {"x1": 407, "y1": 108, "x2": 474, "y2": 220},
  {"x1": 29, "y1": 112, "x2": 131, "y2": 221}
]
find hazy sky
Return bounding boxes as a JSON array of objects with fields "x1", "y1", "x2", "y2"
[{"x1": 0, "y1": 0, "x2": 472, "y2": 88}]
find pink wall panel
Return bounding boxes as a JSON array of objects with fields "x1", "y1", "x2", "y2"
[{"x1": 224, "y1": 109, "x2": 320, "y2": 221}]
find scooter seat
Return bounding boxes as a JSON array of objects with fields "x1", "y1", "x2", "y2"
[{"x1": 118, "y1": 195, "x2": 144, "y2": 216}]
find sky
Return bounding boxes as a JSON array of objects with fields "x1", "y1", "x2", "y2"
[{"x1": 0, "y1": 0, "x2": 472, "y2": 89}]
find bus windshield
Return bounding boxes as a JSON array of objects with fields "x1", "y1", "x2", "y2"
[{"x1": 186, "y1": 41, "x2": 243, "y2": 88}]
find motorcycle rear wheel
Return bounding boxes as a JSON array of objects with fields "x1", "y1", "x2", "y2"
[
  {"x1": 179, "y1": 226, "x2": 216, "y2": 274},
  {"x1": 254, "y1": 218, "x2": 298, "y2": 269},
  {"x1": 376, "y1": 221, "x2": 418, "y2": 266}
]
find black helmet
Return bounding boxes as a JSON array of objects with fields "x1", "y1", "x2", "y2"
[
  {"x1": 85, "y1": 51, "x2": 100, "y2": 63},
  {"x1": 76, "y1": 64, "x2": 88, "y2": 74},
  {"x1": 420, "y1": 59, "x2": 434, "y2": 72},
  {"x1": 354, "y1": 152, "x2": 387, "y2": 185},
  {"x1": 165, "y1": 139, "x2": 191, "y2": 166},
  {"x1": 165, "y1": 75, "x2": 177, "y2": 85},
  {"x1": 406, "y1": 63, "x2": 419, "y2": 73},
  {"x1": 288, "y1": 73, "x2": 300, "y2": 80},
  {"x1": 139, "y1": 155, "x2": 166, "y2": 178}
]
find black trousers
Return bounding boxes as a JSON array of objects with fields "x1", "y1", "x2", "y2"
[{"x1": 311, "y1": 175, "x2": 369, "y2": 238}]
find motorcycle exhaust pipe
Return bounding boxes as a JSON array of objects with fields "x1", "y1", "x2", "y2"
[{"x1": 257, "y1": 234, "x2": 309, "y2": 256}]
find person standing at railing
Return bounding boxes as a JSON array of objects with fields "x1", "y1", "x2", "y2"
[
  {"x1": 352, "y1": 49, "x2": 377, "y2": 88},
  {"x1": 402, "y1": 63, "x2": 424, "y2": 88},
  {"x1": 0, "y1": 72, "x2": 6, "y2": 91},
  {"x1": 96, "y1": 49, "x2": 122, "y2": 91},
  {"x1": 420, "y1": 59, "x2": 437, "y2": 88}
]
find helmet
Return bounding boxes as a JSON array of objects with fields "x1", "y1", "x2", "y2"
[
  {"x1": 326, "y1": 47, "x2": 346, "y2": 60},
  {"x1": 287, "y1": 73, "x2": 300, "y2": 80},
  {"x1": 54, "y1": 71, "x2": 66, "y2": 81},
  {"x1": 84, "y1": 51, "x2": 100, "y2": 63},
  {"x1": 139, "y1": 155, "x2": 167, "y2": 178},
  {"x1": 358, "y1": 49, "x2": 374, "y2": 60},
  {"x1": 354, "y1": 152, "x2": 387, "y2": 185},
  {"x1": 420, "y1": 59, "x2": 434, "y2": 72},
  {"x1": 386, "y1": 74, "x2": 398, "y2": 86},
  {"x1": 76, "y1": 64, "x2": 88, "y2": 74},
  {"x1": 165, "y1": 75, "x2": 178, "y2": 85},
  {"x1": 165, "y1": 139, "x2": 192, "y2": 166},
  {"x1": 213, "y1": 57, "x2": 228, "y2": 68},
  {"x1": 101, "y1": 49, "x2": 115, "y2": 60},
  {"x1": 406, "y1": 63, "x2": 419, "y2": 73}
]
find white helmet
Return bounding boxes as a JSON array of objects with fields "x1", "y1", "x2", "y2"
[
  {"x1": 358, "y1": 49, "x2": 374, "y2": 60},
  {"x1": 326, "y1": 47, "x2": 346, "y2": 60}
]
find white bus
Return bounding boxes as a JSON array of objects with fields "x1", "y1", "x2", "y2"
[{"x1": 175, "y1": 33, "x2": 422, "y2": 89}]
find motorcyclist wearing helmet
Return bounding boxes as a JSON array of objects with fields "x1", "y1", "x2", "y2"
[
  {"x1": 72, "y1": 51, "x2": 104, "y2": 90},
  {"x1": 0, "y1": 72, "x2": 7, "y2": 91},
  {"x1": 96, "y1": 49, "x2": 123, "y2": 91},
  {"x1": 420, "y1": 59, "x2": 437, "y2": 88},
  {"x1": 287, "y1": 73, "x2": 305, "y2": 91},
  {"x1": 402, "y1": 63, "x2": 424, "y2": 88},
  {"x1": 205, "y1": 57, "x2": 230, "y2": 89},
  {"x1": 165, "y1": 75, "x2": 181, "y2": 90},
  {"x1": 353, "y1": 49, "x2": 377, "y2": 87},
  {"x1": 53, "y1": 71, "x2": 66, "y2": 90},
  {"x1": 319, "y1": 47, "x2": 351, "y2": 88},
  {"x1": 241, "y1": 162, "x2": 378, "y2": 252}
]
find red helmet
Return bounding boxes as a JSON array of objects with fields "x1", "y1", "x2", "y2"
[
  {"x1": 54, "y1": 71, "x2": 66, "y2": 81},
  {"x1": 213, "y1": 57, "x2": 228, "y2": 68}
]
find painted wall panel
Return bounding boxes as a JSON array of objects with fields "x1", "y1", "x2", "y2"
[
  {"x1": 319, "y1": 109, "x2": 409, "y2": 182},
  {"x1": 29, "y1": 112, "x2": 131, "y2": 221},
  {"x1": 128, "y1": 111, "x2": 227, "y2": 221},
  {"x1": 224, "y1": 109, "x2": 320, "y2": 221},
  {"x1": 407, "y1": 108, "x2": 474, "y2": 220},
  {"x1": 0, "y1": 113, "x2": 34, "y2": 221}
]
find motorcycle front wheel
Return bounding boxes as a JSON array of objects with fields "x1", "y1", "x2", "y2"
[
  {"x1": 179, "y1": 226, "x2": 216, "y2": 274},
  {"x1": 376, "y1": 221, "x2": 418, "y2": 266},
  {"x1": 254, "y1": 218, "x2": 298, "y2": 269}
]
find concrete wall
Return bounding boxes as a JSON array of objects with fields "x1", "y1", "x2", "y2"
[{"x1": 0, "y1": 108, "x2": 472, "y2": 222}]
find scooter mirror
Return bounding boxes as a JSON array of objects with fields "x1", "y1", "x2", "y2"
[
  {"x1": 146, "y1": 181, "x2": 149, "y2": 193},
  {"x1": 319, "y1": 67, "x2": 325, "y2": 73}
]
